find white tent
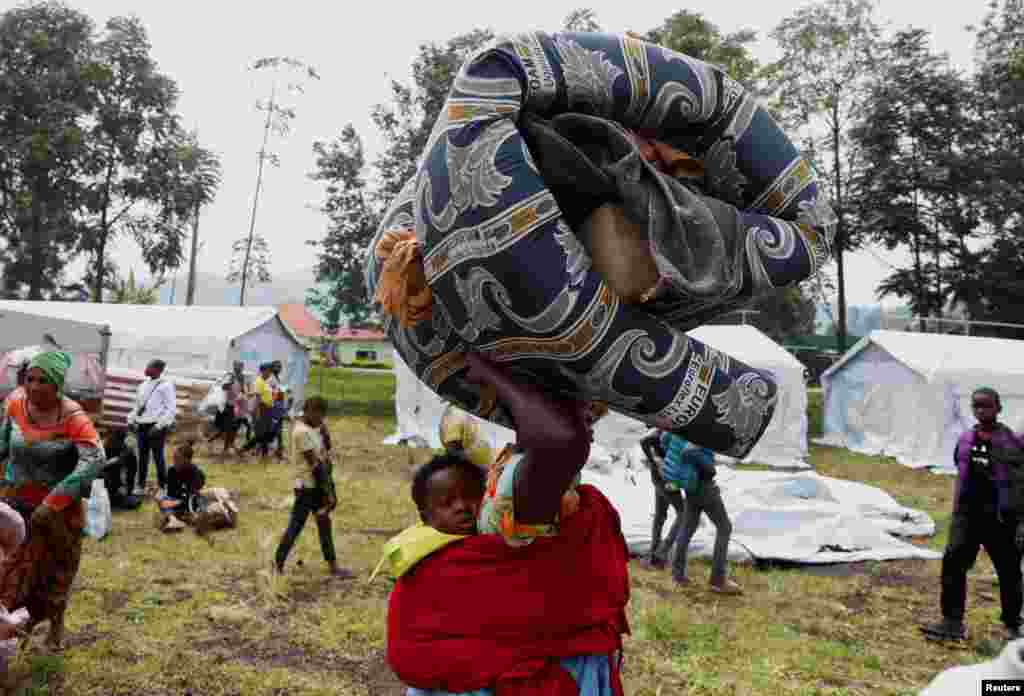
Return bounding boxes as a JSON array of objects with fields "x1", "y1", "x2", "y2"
[
  {"x1": 818, "y1": 330, "x2": 1024, "y2": 471},
  {"x1": 0, "y1": 308, "x2": 111, "y2": 401},
  {"x1": 587, "y1": 448, "x2": 940, "y2": 564},
  {"x1": 0, "y1": 301, "x2": 311, "y2": 410},
  {"x1": 387, "y1": 324, "x2": 809, "y2": 469}
]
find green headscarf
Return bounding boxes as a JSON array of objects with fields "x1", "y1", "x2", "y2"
[{"x1": 29, "y1": 351, "x2": 72, "y2": 394}]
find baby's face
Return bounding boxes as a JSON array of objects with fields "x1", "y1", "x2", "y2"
[{"x1": 422, "y1": 468, "x2": 484, "y2": 536}]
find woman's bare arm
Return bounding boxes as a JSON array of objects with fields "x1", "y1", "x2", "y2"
[{"x1": 464, "y1": 353, "x2": 590, "y2": 524}]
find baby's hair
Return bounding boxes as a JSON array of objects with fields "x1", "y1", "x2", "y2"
[
  {"x1": 411, "y1": 453, "x2": 487, "y2": 518},
  {"x1": 973, "y1": 387, "x2": 1002, "y2": 408}
]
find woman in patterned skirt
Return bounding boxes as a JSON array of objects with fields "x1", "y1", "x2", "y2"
[{"x1": 0, "y1": 351, "x2": 104, "y2": 649}]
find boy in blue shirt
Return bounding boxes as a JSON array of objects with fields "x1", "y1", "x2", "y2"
[{"x1": 659, "y1": 431, "x2": 742, "y2": 594}]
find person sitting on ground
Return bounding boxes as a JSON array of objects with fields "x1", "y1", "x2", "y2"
[
  {"x1": 385, "y1": 353, "x2": 630, "y2": 696},
  {"x1": 274, "y1": 396, "x2": 347, "y2": 576},
  {"x1": 156, "y1": 440, "x2": 206, "y2": 532},
  {"x1": 660, "y1": 430, "x2": 742, "y2": 595},
  {"x1": 640, "y1": 429, "x2": 686, "y2": 570},
  {"x1": 101, "y1": 430, "x2": 142, "y2": 510},
  {"x1": 921, "y1": 387, "x2": 1024, "y2": 642}
]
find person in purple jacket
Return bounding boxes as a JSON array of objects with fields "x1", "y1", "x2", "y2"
[{"x1": 921, "y1": 387, "x2": 1024, "y2": 642}]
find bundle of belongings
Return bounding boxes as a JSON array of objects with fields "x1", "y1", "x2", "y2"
[
  {"x1": 364, "y1": 30, "x2": 837, "y2": 462},
  {"x1": 156, "y1": 487, "x2": 239, "y2": 534}
]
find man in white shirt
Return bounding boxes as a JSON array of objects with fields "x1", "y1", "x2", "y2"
[{"x1": 127, "y1": 359, "x2": 176, "y2": 494}]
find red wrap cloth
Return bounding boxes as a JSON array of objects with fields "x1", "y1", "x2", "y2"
[{"x1": 387, "y1": 485, "x2": 630, "y2": 696}]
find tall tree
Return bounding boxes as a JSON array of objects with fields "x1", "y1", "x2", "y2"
[
  {"x1": 309, "y1": 30, "x2": 493, "y2": 328},
  {"x1": 172, "y1": 131, "x2": 222, "y2": 306},
  {"x1": 227, "y1": 234, "x2": 271, "y2": 289},
  {"x1": 78, "y1": 15, "x2": 183, "y2": 302},
  {"x1": 770, "y1": 0, "x2": 883, "y2": 353},
  {"x1": 849, "y1": 29, "x2": 978, "y2": 323},
  {"x1": 107, "y1": 267, "x2": 161, "y2": 304},
  {"x1": 643, "y1": 10, "x2": 764, "y2": 93},
  {"x1": 234, "y1": 56, "x2": 318, "y2": 306},
  {"x1": 307, "y1": 126, "x2": 377, "y2": 330},
  {"x1": 972, "y1": 0, "x2": 1024, "y2": 236},
  {"x1": 0, "y1": 1, "x2": 96, "y2": 299},
  {"x1": 563, "y1": 8, "x2": 602, "y2": 33}
]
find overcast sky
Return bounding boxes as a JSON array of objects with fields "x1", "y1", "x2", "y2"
[{"x1": 71, "y1": 0, "x2": 986, "y2": 307}]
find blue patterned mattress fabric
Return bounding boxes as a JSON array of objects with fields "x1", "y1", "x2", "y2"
[{"x1": 365, "y1": 31, "x2": 836, "y2": 458}]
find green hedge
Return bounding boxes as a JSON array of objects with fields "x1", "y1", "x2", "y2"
[
  {"x1": 306, "y1": 365, "x2": 395, "y2": 418},
  {"x1": 807, "y1": 388, "x2": 824, "y2": 437}
]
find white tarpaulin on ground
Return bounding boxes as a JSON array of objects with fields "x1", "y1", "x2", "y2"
[
  {"x1": 584, "y1": 447, "x2": 941, "y2": 564},
  {"x1": 0, "y1": 301, "x2": 311, "y2": 411},
  {"x1": 386, "y1": 324, "x2": 810, "y2": 469},
  {"x1": 384, "y1": 331, "x2": 938, "y2": 564},
  {"x1": 818, "y1": 330, "x2": 1024, "y2": 472}
]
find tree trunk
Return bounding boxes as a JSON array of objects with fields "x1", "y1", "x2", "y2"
[
  {"x1": 185, "y1": 194, "x2": 201, "y2": 306},
  {"x1": 28, "y1": 180, "x2": 43, "y2": 301},
  {"x1": 240, "y1": 84, "x2": 276, "y2": 307},
  {"x1": 912, "y1": 185, "x2": 926, "y2": 332},
  {"x1": 92, "y1": 157, "x2": 116, "y2": 303},
  {"x1": 831, "y1": 109, "x2": 847, "y2": 354}
]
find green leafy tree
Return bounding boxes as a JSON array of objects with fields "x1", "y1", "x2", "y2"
[
  {"x1": 307, "y1": 125, "x2": 377, "y2": 331},
  {"x1": 78, "y1": 15, "x2": 184, "y2": 302},
  {"x1": 971, "y1": 0, "x2": 1024, "y2": 235},
  {"x1": 643, "y1": 10, "x2": 764, "y2": 93},
  {"x1": 227, "y1": 234, "x2": 271, "y2": 287},
  {"x1": 107, "y1": 267, "x2": 161, "y2": 304},
  {"x1": 170, "y1": 132, "x2": 222, "y2": 306},
  {"x1": 769, "y1": 0, "x2": 883, "y2": 353},
  {"x1": 563, "y1": 8, "x2": 602, "y2": 33},
  {"x1": 0, "y1": 1, "x2": 96, "y2": 299},
  {"x1": 849, "y1": 29, "x2": 979, "y2": 322}
]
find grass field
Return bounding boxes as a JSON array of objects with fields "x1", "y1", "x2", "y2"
[{"x1": 2, "y1": 371, "x2": 1005, "y2": 695}]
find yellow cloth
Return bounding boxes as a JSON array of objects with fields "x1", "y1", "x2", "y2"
[
  {"x1": 370, "y1": 523, "x2": 468, "y2": 582},
  {"x1": 439, "y1": 404, "x2": 495, "y2": 469},
  {"x1": 373, "y1": 229, "x2": 433, "y2": 328},
  {"x1": 254, "y1": 376, "x2": 273, "y2": 407}
]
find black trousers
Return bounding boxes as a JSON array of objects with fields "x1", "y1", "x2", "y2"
[
  {"x1": 136, "y1": 425, "x2": 168, "y2": 489},
  {"x1": 275, "y1": 488, "x2": 336, "y2": 568},
  {"x1": 650, "y1": 468, "x2": 686, "y2": 563},
  {"x1": 941, "y1": 511, "x2": 1023, "y2": 629}
]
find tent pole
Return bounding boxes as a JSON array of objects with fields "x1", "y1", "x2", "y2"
[{"x1": 98, "y1": 325, "x2": 112, "y2": 424}]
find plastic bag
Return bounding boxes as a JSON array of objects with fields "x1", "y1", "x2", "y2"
[
  {"x1": 198, "y1": 384, "x2": 227, "y2": 418},
  {"x1": 0, "y1": 604, "x2": 29, "y2": 670},
  {"x1": 84, "y1": 479, "x2": 112, "y2": 540}
]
